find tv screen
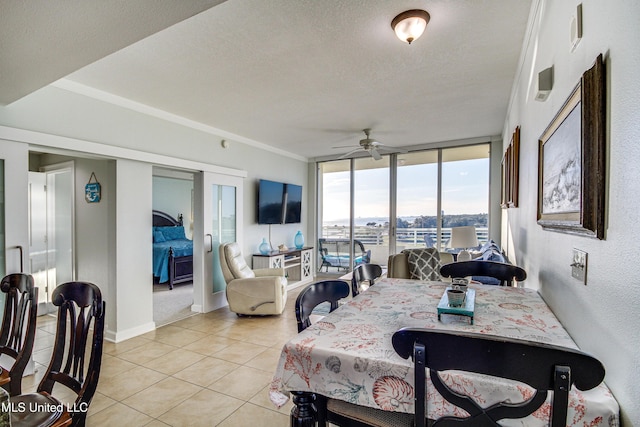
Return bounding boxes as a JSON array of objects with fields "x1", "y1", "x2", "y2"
[
  {"x1": 284, "y1": 184, "x2": 302, "y2": 223},
  {"x1": 257, "y1": 179, "x2": 285, "y2": 224}
]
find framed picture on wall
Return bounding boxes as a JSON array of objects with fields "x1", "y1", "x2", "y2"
[
  {"x1": 537, "y1": 54, "x2": 606, "y2": 239},
  {"x1": 501, "y1": 126, "x2": 520, "y2": 208}
]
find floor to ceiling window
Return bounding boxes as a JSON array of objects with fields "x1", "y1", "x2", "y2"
[
  {"x1": 396, "y1": 150, "x2": 439, "y2": 251},
  {"x1": 354, "y1": 156, "x2": 390, "y2": 266},
  {"x1": 317, "y1": 143, "x2": 490, "y2": 272},
  {"x1": 441, "y1": 145, "x2": 490, "y2": 245},
  {"x1": 319, "y1": 159, "x2": 351, "y2": 239}
]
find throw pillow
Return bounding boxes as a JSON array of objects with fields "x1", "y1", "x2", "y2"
[
  {"x1": 158, "y1": 226, "x2": 186, "y2": 241},
  {"x1": 480, "y1": 240, "x2": 501, "y2": 254},
  {"x1": 153, "y1": 230, "x2": 166, "y2": 243},
  {"x1": 406, "y1": 248, "x2": 441, "y2": 281},
  {"x1": 481, "y1": 249, "x2": 505, "y2": 263}
]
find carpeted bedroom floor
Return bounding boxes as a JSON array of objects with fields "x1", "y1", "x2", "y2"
[{"x1": 153, "y1": 282, "x2": 196, "y2": 326}]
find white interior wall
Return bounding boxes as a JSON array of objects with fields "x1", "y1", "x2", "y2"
[
  {"x1": 505, "y1": 1, "x2": 640, "y2": 424},
  {"x1": 152, "y1": 175, "x2": 194, "y2": 238},
  {"x1": 114, "y1": 160, "x2": 154, "y2": 341},
  {"x1": 1, "y1": 85, "x2": 310, "y2": 264},
  {"x1": 241, "y1": 151, "x2": 310, "y2": 257},
  {"x1": 1, "y1": 84, "x2": 309, "y2": 340},
  {"x1": 0, "y1": 140, "x2": 29, "y2": 276},
  {"x1": 75, "y1": 159, "x2": 117, "y2": 333}
]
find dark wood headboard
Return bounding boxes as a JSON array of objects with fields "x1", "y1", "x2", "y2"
[{"x1": 152, "y1": 210, "x2": 183, "y2": 227}]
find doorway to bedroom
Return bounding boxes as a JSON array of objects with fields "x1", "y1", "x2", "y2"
[
  {"x1": 152, "y1": 167, "x2": 195, "y2": 326},
  {"x1": 28, "y1": 158, "x2": 76, "y2": 316}
]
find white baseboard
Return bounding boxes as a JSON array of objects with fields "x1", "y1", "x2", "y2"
[
  {"x1": 104, "y1": 293, "x2": 228, "y2": 343},
  {"x1": 204, "y1": 291, "x2": 228, "y2": 312},
  {"x1": 105, "y1": 321, "x2": 156, "y2": 343}
]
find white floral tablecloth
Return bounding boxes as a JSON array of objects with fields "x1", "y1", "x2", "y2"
[{"x1": 270, "y1": 278, "x2": 619, "y2": 426}]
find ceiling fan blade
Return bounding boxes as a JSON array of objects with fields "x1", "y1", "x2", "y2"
[
  {"x1": 338, "y1": 148, "x2": 364, "y2": 159},
  {"x1": 376, "y1": 144, "x2": 408, "y2": 154},
  {"x1": 370, "y1": 148, "x2": 382, "y2": 161}
]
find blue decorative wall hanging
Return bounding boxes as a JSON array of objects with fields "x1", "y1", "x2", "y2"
[{"x1": 85, "y1": 172, "x2": 101, "y2": 203}]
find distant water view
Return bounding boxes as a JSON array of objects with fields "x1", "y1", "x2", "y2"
[
  {"x1": 322, "y1": 213, "x2": 489, "y2": 251},
  {"x1": 324, "y1": 213, "x2": 488, "y2": 228},
  {"x1": 325, "y1": 217, "x2": 411, "y2": 227}
]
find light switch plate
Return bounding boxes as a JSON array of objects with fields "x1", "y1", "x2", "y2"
[{"x1": 571, "y1": 248, "x2": 587, "y2": 284}]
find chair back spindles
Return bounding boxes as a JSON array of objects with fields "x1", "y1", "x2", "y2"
[
  {"x1": 0, "y1": 273, "x2": 38, "y2": 396},
  {"x1": 39, "y1": 281, "x2": 105, "y2": 425}
]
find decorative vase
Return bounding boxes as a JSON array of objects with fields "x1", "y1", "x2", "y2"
[
  {"x1": 294, "y1": 231, "x2": 304, "y2": 249},
  {"x1": 259, "y1": 238, "x2": 271, "y2": 255},
  {"x1": 447, "y1": 289, "x2": 466, "y2": 307}
]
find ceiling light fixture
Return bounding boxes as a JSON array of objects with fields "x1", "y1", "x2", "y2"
[{"x1": 391, "y1": 9, "x2": 430, "y2": 44}]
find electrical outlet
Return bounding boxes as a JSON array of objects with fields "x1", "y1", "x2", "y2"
[{"x1": 571, "y1": 249, "x2": 587, "y2": 284}]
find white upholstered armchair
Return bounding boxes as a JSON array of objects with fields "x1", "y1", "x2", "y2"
[{"x1": 219, "y1": 242, "x2": 288, "y2": 315}]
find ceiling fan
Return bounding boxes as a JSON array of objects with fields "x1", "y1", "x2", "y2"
[{"x1": 335, "y1": 129, "x2": 407, "y2": 160}]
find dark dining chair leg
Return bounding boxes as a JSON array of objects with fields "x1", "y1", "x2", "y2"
[{"x1": 290, "y1": 391, "x2": 316, "y2": 427}]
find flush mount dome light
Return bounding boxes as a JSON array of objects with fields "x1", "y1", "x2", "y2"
[{"x1": 391, "y1": 9, "x2": 430, "y2": 44}]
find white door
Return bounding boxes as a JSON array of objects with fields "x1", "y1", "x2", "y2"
[
  {"x1": 29, "y1": 163, "x2": 75, "y2": 315},
  {"x1": 42, "y1": 164, "x2": 75, "y2": 290},
  {"x1": 28, "y1": 172, "x2": 48, "y2": 311},
  {"x1": 193, "y1": 171, "x2": 243, "y2": 313}
]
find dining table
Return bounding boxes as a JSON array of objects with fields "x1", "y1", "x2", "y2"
[{"x1": 270, "y1": 278, "x2": 619, "y2": 426}]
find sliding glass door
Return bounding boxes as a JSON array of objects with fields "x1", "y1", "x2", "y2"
[
  {"x1": 193, "y1": 171, "x2": 243, "y2": 312},
  {"x1": 441, "y1": 146, "x2": 490, "y2": 246},
  {"x1": 317, "y1": 143, "x2": 490, "y2": 270},
  {"x1": 318, "y1": 160, "x2": 352, "y2": 270},
  {"x1": 396, "y1": 150, "x2": 439, "y2": 251},
  {"x1": 354, "y1": 157, "x2": 389, "y2": 264},
  {"x1": 319, "y1": 160, "x2": 351, "y2": 238}
]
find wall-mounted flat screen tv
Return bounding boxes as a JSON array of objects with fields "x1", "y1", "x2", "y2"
[
  {"x1": 257, "y1": 179, "x2": 285, "y2": 224},
  {"x1": 284, "y1": 183, "x2": 302, "y2": 224}
]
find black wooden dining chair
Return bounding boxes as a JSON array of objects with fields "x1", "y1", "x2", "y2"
[
  {"x1": 439, "y1": 260, "x2": 527, "y2": 286},
  {"x1": 10, "y1": 281, "x2": 105, "y2": 427},
  {"x1": 296, "y1": 279, "x2": 414, "y2": 427},
  {"x1": 392, "y1": 328, "x2": 606, "y2": 427},
  {"x1": 295, "y1": 280, "x2": 350, "y2": 333},
  {"x1": 0, "y1": 273, "x2": 38, "y2": 396},
  {"x1": 351, "y1": 263, "x2": 383, "y2": 297}
]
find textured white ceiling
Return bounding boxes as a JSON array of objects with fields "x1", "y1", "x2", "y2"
[
  {"x1": 0, "y1": 0, "x2": 226, "y2": 105},
  {"x1": 2, "y1": 0, "x2": 533, "y2": 160}
]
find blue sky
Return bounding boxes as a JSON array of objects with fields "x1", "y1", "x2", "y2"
[{"x1": 323, "y1": 158, "x2": 489, "y2": 223}]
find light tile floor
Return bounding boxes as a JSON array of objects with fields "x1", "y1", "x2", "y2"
[{"x1": 22, "y1": 284, "x2": 322, "y2": 427}]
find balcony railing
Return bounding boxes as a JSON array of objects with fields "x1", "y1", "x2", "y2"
[{"x1": 321, "y1": 225, "x2": 489, "y2": 250}]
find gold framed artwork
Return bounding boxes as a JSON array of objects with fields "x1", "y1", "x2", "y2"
[
  {"x1": 501, "y1": 126, "x2": 520, "y2": 208},
  {"x1": 537, "y1": 54, "x2": 606, "y2": 239}
]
